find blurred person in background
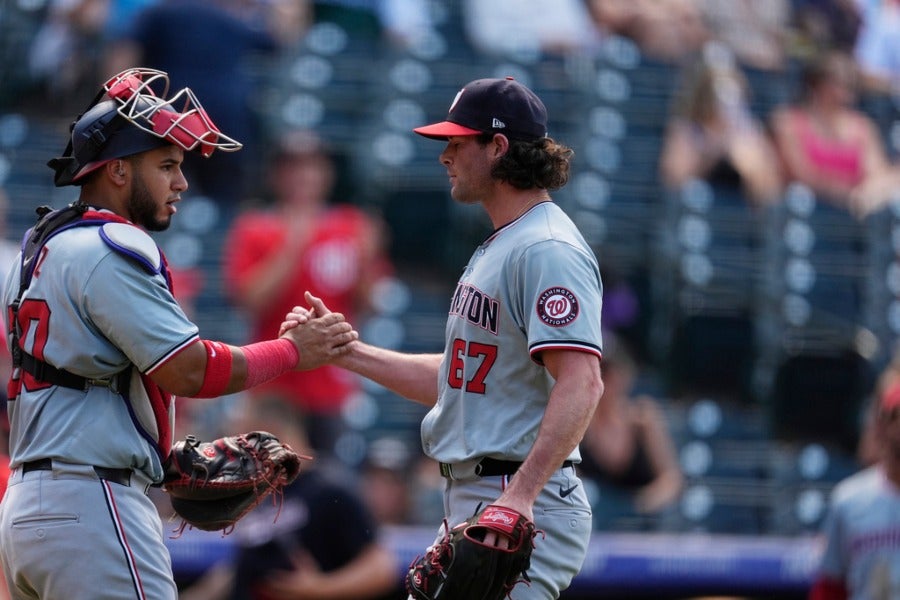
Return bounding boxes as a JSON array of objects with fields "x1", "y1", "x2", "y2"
[
  {"x1": 0, "y1": 190, "x2": 18, "y2": 394},
  {"x1": 223, "y1": 130, "x2": 393, "y2": 460},
  {"x1": 26, "y1": 0, "x2": 110, "y2": 112},
  {"x1": 809, "y1": 365, "x2": 900, "y2": 600},
  {"x1": 360, "y1": 436, "x2": 415, "y2": 526},
  {"x1": 769, "y1": 49, "x2": 900, "y2": 217},
  {"x1": 852, "y1": 0, "x2": 900, "y2": 96},
  {"x1": 698, "y1": 0, "x2": 790, "y2": 73},
  {"x1": 0, "y1": 189, "x2": 18, "y2": 510},
  {"x1": 659, "y1": 43, "x2": 784, "y2": 207},
  {"x1": 578, "y1": 333, "x2": 683, "y2": 530},
  {"x1": 311, "y1": 0, "x2": 435, "y2": 51},
  {"x1": 461, "y1": 0, "x2": 602, "y2": 59},
  {"x1": 791, "y1": 0, "x2": 862, "y2": 58},
  {"x1": 104, "y1": 0, "x2": 309, "y2": 210},
  {"x1": 179, "y1": 396, "x2": 400, "y2": 600},
  {"x1": 586, "y1": 0, "x2": 710, "y2": 65},
  {"x1": 0, "y1": 416, "x2": 6, "y2": 598},
  {"x1": 857, "y1": 353, "x2": 900, "y2": 468}
]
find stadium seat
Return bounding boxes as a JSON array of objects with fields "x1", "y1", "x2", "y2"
[{"x1": 650, "y1": 181, "x2": 764, "y2": 401}]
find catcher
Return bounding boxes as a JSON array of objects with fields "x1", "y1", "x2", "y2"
[{"x1": 0, "y1": 68, "x2": 356, "y2": 600}]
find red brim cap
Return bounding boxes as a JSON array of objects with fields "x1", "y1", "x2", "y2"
[
  {"x1": 413, "y1": 121, "x2": 483, "y2": 140},
  {"x1": 882, "y1": 381, "x2": 900, "y2": 412}
]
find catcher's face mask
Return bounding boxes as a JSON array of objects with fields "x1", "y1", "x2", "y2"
[{"x1": 48, "y1": 68, "x2": 243, "y2": 187}]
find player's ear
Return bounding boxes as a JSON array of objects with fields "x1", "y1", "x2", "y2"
[
  {"x1": 490, "y1": 133, "x2": 510, "y2": 159},
  {"x1": 107, "y1": 159, "x2": 128, "y2": 185}
]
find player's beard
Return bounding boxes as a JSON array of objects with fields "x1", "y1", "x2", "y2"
[{"x1": 129, "y1": 171, "x2": 172, "y2": 232}]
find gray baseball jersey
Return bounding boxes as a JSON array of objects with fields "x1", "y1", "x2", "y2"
[
  {"x1": 2, "y1": 214, "x2": 198, "y2": 481},
  {"x1": 0, "y1": 210, "x2": 199, "y2": 600},
  {"x1": 817, "y1": 465, "x2": 900, "y2": 599},
  {"x1": 421, "y1": 201, "x2": 603, "y2": 464}
]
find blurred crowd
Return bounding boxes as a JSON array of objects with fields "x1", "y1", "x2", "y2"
[
  {"x1": 1, "y1": 0, "x2": 900, "y2": 596},
  {"x1": 3, "y1": 0, "x2": 899, "y2": 218}
]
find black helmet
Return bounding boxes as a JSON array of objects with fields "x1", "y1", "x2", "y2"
[{"x1": 48, "y1": 68, "x2": 242, "y2": 187}]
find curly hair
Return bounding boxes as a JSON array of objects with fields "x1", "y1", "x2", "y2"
[{"x1": 476, "y1": 133, "x2": 573, "y2": 191}]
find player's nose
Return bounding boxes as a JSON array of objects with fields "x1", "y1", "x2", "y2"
[{"x1": 173, "y1": 167, "x2": 189, "y2": 192}]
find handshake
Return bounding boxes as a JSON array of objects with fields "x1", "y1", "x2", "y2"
[{"x1": 278, "y1": 291, "x2": 358, "y2": 371}]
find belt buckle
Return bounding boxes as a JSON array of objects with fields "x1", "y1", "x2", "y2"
[{"x1": 85, "y1": 377, "x2": 119, "y2": 393}]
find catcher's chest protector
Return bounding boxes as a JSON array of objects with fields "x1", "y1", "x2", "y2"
[{"x1": 9, "y1": 204, "x2": 177, "y2": 456}]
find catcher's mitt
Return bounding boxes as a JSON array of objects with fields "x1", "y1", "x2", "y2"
[
  {"x1": 407, "y1": 504, "x2": 538, "y2": 600},
  {"x1": 162, "y1": 431, "x2": 304, "y2": 533}
]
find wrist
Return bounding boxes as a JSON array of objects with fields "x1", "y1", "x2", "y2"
[
  {"x1": 196, "y1": 340, "x2": 233, "y2": 398},
  {"x1": 242, "y1": 338, "x2": 300, "y2": 388}
]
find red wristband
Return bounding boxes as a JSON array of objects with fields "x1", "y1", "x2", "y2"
[
  {"x1": 242, "y1": 338, "x2": 300, "y2": 389},
  {"x1": 196, "y1": 340, "x2": 233, "y2": 398}
]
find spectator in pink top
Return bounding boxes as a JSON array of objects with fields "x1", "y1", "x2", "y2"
[{"x1": 769, "y1": 50, "x2": 900, "y2": 217}]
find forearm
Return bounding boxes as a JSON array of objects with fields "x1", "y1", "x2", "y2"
[
  {"x1": 730, "y1": 141, "x2": 783, "y2": 204},
  {"x1": 499, "y1": 368, "x2": 602, "y2": 514},
  {"x1": 337, "y1": 341, "x2": 442, "y2": 406},
  {"x1": 308, "y1": 545, "x2": 398, "y2": 599},
  {"x1": 153, "y1": 339, "x2": 299, "y2": 397},
  {"x1": 635, "y1": 470, "x2": 684, "y2": 513},
  {"x1": 660, "y1": 138, "x2": 709, "y2": 188},
  {"x1": 155, "y1": 310, "x2": 357, "y2": 396}
]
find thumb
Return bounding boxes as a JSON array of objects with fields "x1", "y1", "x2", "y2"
[{"x1": 304, "y1": 291, "x2": 332, "y2": 316}]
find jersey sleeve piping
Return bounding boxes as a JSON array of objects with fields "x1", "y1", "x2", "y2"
[
  {"x1": 145, "y1": 334, "x2": 199, "y2": 375},
  {"x1": 528, "y1": 342, "x2": 602, "y2": 365}
]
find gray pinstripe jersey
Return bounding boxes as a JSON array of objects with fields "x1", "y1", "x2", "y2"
[
  {"x1": 421, "y1": 201, "x2": 603, "y2": 464},
  {"x1": 2, "y1": 220, "x2": 198, "y2": 481}
]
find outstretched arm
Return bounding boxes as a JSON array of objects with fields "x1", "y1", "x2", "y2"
[
  {"x1": 287, "y1": 292, "x2": 443, "y2": 406},
  {"x1": 149, "y1": 311, "x2": 358, "y2": 397},
  {"x1": 336, "y1": 339, "x2": 442, "y2": 407}
]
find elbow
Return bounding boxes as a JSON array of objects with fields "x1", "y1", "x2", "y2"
[
  {"x1": 590, "y1": 370, "x2": 605, "y2": 410},
  {"x1": 165, "y1": 371, "x2": 205, "y2": 397},
  {"x1": 147, "y1": 341, "x2": 208, "y2": 397}
]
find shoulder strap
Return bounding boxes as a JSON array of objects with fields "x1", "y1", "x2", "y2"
[
  {"x1": 9, "y1": 204, "x2": 125, "y2": 386},
  {"x1": 18, "y1": 204, "x2": 89, "y2": 293}
]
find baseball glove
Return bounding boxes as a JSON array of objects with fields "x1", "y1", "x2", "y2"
[
  {"x1": 407, "y1": 504, "x2": 538, "y2": 600},
  {"x1": 162, "y1": 431, "x2": 304, "y2": 533}
]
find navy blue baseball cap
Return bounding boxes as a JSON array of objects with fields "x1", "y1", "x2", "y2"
[{"x1": 413, "y1": 77, "x2": 548, "y2": 141}]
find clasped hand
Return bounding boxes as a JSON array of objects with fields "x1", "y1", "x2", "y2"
[{"x1": 279, "y1": 292, "x2": 358, "y2": 370}]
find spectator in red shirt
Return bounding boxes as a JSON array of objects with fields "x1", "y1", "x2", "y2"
[{"x1": 223, "y1": 130, "x2": 393, "y2": 458}]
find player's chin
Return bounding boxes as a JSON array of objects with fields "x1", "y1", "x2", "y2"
[{"x1": 145, "y1": 215, "x2": 173, "y2": 232}]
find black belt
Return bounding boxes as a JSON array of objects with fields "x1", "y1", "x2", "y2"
[
  {"x1": 22, "y1": 458, "x2": 133, "y2": 487},
  {"x1": 440, "y1": 457, "x2": 575, "y2": 478}
]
